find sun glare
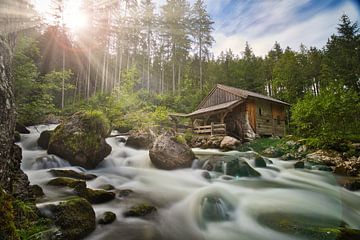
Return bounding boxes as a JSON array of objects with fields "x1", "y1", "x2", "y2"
[{"x1": 32, "y1": 0, "x2": 88, "y2": 33}]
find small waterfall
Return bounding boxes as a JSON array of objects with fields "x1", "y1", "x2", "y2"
[{"x1": 31, "y1": 155, "x2": 70, "y2": 170}]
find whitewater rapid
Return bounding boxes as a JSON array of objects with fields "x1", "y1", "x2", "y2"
[{"x1": 18, "y1": 125, "x2": 360, "y2": 240}]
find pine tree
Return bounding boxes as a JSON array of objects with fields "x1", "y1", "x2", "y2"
[{"x1": 191, "y1": 0, "x2": 214, "y2": 91}]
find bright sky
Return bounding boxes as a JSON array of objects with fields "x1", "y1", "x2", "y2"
[
  {"x1": 32, "y1": 0, "x2": 360, "y2": 56},
  {"x1": 206, "y1": 0, "x2": 360, "y2": 56}
]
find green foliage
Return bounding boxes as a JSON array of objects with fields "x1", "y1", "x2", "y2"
[
  {"x1": 291, "y1": 82, "x2": 360, "y2": 148},
  {"x1": 0, "y1": 188, "x2": 19, "y2": 240},
  {"x1": 79, "y1": 110, "x2": 110, "y2": 137},
  {"x1": 12, "y1": 36, "x2": 73, "y2": 125}
]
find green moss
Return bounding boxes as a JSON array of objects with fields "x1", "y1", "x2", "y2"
[
  {"x1": 0, "y1": 188, "x2": 19, "y2": 240},
  {"x1": 47, "y1": 177, "x2": 85, "y2": 188},
  {"x1": 79, "y1": 110, "x2": 110, "y2": 137},
  {"x1": 53, "y1": 197, "x2": 95, "y2": 239},
  {"x1": 74, "y1": 185, "x2": 115, "y2": 204},
  {"x1": 173, "y1": 134, "x2": 186, "y2": 145},
  {"x1": 123, "y1": 203, "x2": 157, "y2": 218}
]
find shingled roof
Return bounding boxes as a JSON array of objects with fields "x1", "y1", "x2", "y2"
[
  {"x1": 216, "y1": 84, "x2": 290, "y2": 106},
  {"x1": 186, "y1": 100, "x2": 242, "y2": 117}
]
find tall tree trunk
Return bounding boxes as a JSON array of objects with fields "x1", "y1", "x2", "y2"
[
  {"x1": 178, "y1": 63, "x2": 181, "y2": 91},
  {"x1": 172, "y1": 61, "x2": 175, "y2": 94},
  {"x1": 61, "y1": 46, "x2": 65, "y2": 109},
  {"x1": 199, "y1": 38, "x2": 203, "y2": 91}
]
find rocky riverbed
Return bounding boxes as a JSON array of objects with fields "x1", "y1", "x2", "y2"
[{"x1": 17, "y1": 125, "x2": 360, "y2": 240}]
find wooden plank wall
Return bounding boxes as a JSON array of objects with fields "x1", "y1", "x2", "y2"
[
  {"x1": 249, "y1": 99, "x2": 286, "y2": 136},
  {"x1": 246, "y1": 99, "x2": 257, "y2": 131},
  {"x1": 255, "y1": 99, "x2": 273, "y2": 135},
  {"x1": 199, "y1": 88, "x2": 241, "y2": 109}
]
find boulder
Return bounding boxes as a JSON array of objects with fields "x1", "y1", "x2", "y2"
[
  {"x1": 125, "y1": 129, "x2": 156, "y2": 149},
  {"x1": 220, "y1": 136, "x2": 240, "y2": 150},
  {"x1": 39, "y1": 198, "x2": 96, "y2": 239},
  {"x1": 149, "y1": 133, "x2": 195, "y2": 170},
  {"x1": 47, "y1": 177, "x2": 85, "y2": 188},
  {"x1": 123, "y1": 203, "x2": 157, "y2": 218},
  {"x1": 262, "y1": 147, "x2": 284, "y2": 158},
  {"x1": 15, "y1": 122, "x2": 30, "y2": 134},
  {"x1": 98, "y1": 211, "x2": 117, "y2": 225},
  {"x1": 37, "y1": 130, "x2": 53, "y2": 149},
  {"x1": 294, "y1": 161, "x2": 305, "y2": 169},
  {"x1": 47, "y1": 111, "x2": 112, "y2": 169},
  {"x1": 118, "y1": 189, "x2": 133, "y2": 198},
  {"x1": 202, "y1": 155, "x2": 260, "y2": 177},
  {"x1": 74, "y1": 184, "x2": 115, "y2": 204},
  {"x1": 254, "y1": 156, "x2": 267, "y2": 168},
  {"x1": 99, "y1": 184, "x2": 115, "y2": 191},
  {"x1": 202, "y1": 135, "x2": 223, "y2": 149},
  {"x1": 49, "y1": 169, "x2": 97, "y2": 180}
]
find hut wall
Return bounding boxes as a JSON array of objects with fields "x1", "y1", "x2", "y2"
[
  {"x1": 271, "y1": 104, "x2": 286, "y2": 136},
  {"x1": 198, "y1": 88, "x2": 241, "y2": 109},
  {"x1": 245, "y1": 99, "x2": 257, "y2": 131},
  {"x1": 255, "y1": 99, "x2": 273, "y2": 135}
]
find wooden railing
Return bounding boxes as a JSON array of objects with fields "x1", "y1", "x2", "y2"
[{"x1": 193, "y1": 122, "x2": 226, "y2": 135}]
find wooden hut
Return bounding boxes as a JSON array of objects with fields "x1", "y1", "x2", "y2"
[{"x1": 186, "y1": 84, "x2": 290, "y2": 139}]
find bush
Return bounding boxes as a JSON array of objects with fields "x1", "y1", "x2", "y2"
[{"x1": 291, "y1": 82, "x2": 360, "y2": 148}]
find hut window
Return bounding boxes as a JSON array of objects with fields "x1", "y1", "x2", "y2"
[{"x1": 259, "y1": 108, "x2": 262, "y2": 116}]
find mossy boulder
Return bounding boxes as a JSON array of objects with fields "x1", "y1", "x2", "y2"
[
  {"x1": 45, "y1": 198, "x2": 96, "y2": 240},
  {"x1": 202, "y1": 155, "x2": 260, "y2": 177},
  {"x1": 37, "y1": 130, "x2": 53, "y2": 149},
  {"x1": 47, "y1": 177, "x2": 85, "y2": 188},
  {"x1": 123, "y1": 203, "x2": 157, "y2": 218},
  {"x1": 258, "y1": 212, "x2": 360, "y2": 240},
  {"x1": 49, "y1": 169, "x2": 97, "y2": 180},
  {"x1": 98, "y1": 211, "x2": 116, "y2": 225},
  {"x1": 125, "y1": 129, "x2": 156, "y2": 149},
  {"x1": 118, "y1": 189, "x2": 133, "y2": 198},
  {"x1": 74, "y1": 184, "x2": 115, "y2": 204},
  {"x1": 149, "y1": 132, "x2": 195, "y2": 170},
  {"x1": 47, "y1": 111, "x2": 112, "y2": 169}
]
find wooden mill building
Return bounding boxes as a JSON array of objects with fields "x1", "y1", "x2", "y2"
[{"x1": 186, "y1": 84, "x2": 290, "y2": 139}]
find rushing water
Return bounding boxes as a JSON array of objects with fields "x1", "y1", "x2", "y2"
[{"x1": 18, "y1": 125, "x2": 360, "y2": 240}]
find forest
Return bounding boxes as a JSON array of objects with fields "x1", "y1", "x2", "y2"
[{"x1": 13, "y1": 0, "x2": 360, "y2": 148}]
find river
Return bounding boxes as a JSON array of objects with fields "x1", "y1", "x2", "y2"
[{"x1": 17, "y1": 125, "x2": 360, "y2": 240}]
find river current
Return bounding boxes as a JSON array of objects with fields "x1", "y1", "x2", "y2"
[{"x1": 18, "y1": 125, "x2": 360, "y2": 240}]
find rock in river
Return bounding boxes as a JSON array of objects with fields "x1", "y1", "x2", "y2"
[
  {"x1": 47, "y1": 111, "x2": 112, "y2": 169},
  {"x1": 149, "y1": 132, "x2": 195, "y2": 170},
  {"x1": 37, "y1": 130, "x2": 53, "y2": 149},
  {"x1": 125, "y1": 129, "x2": 156, "y2": 149},
  {"x1": 39, "y1": 197, "x2": 96, "y2": 240}
]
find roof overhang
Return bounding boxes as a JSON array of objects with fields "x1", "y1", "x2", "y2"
[{"x1": 186, "y1": 100, "x2": 243, "y2": 118}]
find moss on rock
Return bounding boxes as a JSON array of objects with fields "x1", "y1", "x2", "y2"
[
  {"x1": 49, "y1": 169, "x2": 97, "y2": 180},
  {"x1": 98, "y1": 211, "x2": 116, "y2": 225},
  {"x1": 74, "y1": 185, "x2": 115, "y2": 204},
  {"x1": 123, "y1": 203, "x2": 157, "y2": 218},
  {"x1": 0, "y1": 188, "x2": 19, "y2": 240},
  {"x1": 47, "y1": 177, "x2": 85, "y2": 188},
  {"x1": 51, "y1": 197, "x2": 96, "y2": 240},
  {"x1": 48, "y1": 111, "x2": 112, "y2": 169}
]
